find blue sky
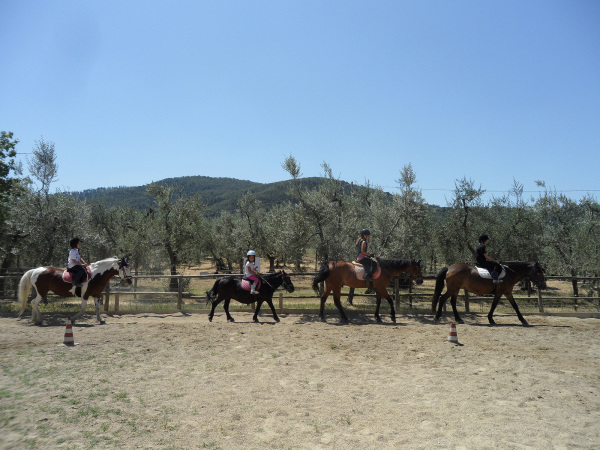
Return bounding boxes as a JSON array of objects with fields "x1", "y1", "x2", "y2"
[{"x1": 1, "y1": 0, "x2": 599, "y2": 206}]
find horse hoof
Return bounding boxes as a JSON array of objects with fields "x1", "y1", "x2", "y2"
[
  {"x1": 274, "y1": 318, "x2": 280, "y2": 323},
  {"x1": 227, "y1": 318, "x2": 235, "y2": 323},
  {"x1": 99, "y1": 320, "x2": 106, "y2": 325},
  {"x1": 488, "y1": 320, "x2": 497, "y2": 326},
  {"x1": 208, "y1": 316, "x2": 213, "y2": 322},
  {"x1": 457, "y1": 319, "x2": 465, "y2": 325},
  {"x1": 376, "y1": 317, "x2": 383, "y2": 324},
  {"x1": 434, "y1": 317, "x2": 440, "y2": 324},
  {"x1": 253, "y1": 318, "x2": 259, "y2": 323},
  {"x1": 522, "y1": 320, "x2": 530, "y2": 327}
]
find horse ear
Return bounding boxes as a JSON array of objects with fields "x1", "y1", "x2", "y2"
[{"x1": 415, "y1": 259, "x2": 422, "y2": 265}]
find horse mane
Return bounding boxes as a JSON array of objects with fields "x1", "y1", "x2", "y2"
[
  {"x1": 89, "y1": 257, "x2": 120, "y2": 274},
  {"x1": 378, "y1": 259, "x2": 413, "y2": 270}
]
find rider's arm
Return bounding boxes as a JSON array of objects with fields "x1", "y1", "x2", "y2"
[
  {"x1": 360, "y1": 241, "x2": 370, "y2": 257},
  {"x1": 484, "y1": 252, "x2": 499, "y2": 264}
]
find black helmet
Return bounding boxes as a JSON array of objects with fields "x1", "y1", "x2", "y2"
[
  {"x1": 69, "y1": 237, "x2": 81, "y2": 248},
  {"x1": 360, "y1": 228, "x2": 371, "y2": 237},
  {"x1": 478, "y1": 234, "x2": 489, "y2": 243}
]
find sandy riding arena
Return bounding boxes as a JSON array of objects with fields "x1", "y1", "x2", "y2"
[{"x1": 1, "y1": 312, "x2": 599, "y2": 448}]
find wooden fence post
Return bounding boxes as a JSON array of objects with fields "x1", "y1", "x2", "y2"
[
  {"x1": 105, "y1": 284, "x2": 111, "y2": 312},
  {"x1": 464, "y1": 289, "x2": 470, "y2": 313},
  {"x1": 394, "y1": 278, "x2": 400, "y2": 311},
  {"x1": 177, "y1": 275, "x2": 183, "y2": 310},
  {"x1": 103, "y1": 289, "x2": 109, "y2": 312},
  {"x1": 408, "y1": 281, "x2": 413, "y2": 309},
  {"x1": 537, "y1": 288, "x2": 544, "y2": 313},
  {"x1": 279, "y1": 292, "x2": 283, "y2": 310}
]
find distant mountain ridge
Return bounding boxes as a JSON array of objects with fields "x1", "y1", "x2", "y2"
[{"x1": 72, "y1": 175, "x2": 341, "y2": 215}]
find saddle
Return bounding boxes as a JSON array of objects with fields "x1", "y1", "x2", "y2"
[
  {"x1": 241, "y1": 278, "x2": 261, "y2": 292},
  {"x1": 475, "y1": 265, "x2": 507, "y2": 280},
  {"x1": 62, "y1": 266, "x2": 93, "y2": 284},
  {"x1": 351, "y1": 261, "x2": 382, "y2": 281}
]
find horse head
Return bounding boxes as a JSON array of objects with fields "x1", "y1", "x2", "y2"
[
  {"x1": 118, "y1": 256, "x2": 133, "y2": 286},
  {"x1": 410, "y1": 259, "x2": 424, "y2": 285},
  {"x1": 280, "y1": 270, "x2": 295, "y2": 293},
  {"x1": 530, "y1": 261, "x2": 546, "y2": 290}
]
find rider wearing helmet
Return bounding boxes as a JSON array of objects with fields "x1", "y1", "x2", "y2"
[
  {"x1": 476, "y1": 234, "x2": 502, "y2": 284},
  {"x1": 67, "y1": 237, "x2": 88, "y2": 291},
  {"x1": 244, "y1": 250, "x2": 260, "y2": 294},
  {"x1": 355, "y1": 228, "x2": 377, "y2": 280}
]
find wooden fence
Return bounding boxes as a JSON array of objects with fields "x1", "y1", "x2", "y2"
[{"x1": 2, "y1": 272, "x2": 600, "y2": 314}]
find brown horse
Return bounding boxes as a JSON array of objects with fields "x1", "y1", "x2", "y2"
[
  {"x1": 18, "y1": 257, "x2": 132, "y2": 325},
  {"x1": 312, "y1": 259, "x2": 424, "y2": 323},
  {"x1": 432, "y1": 261, "x2": 546, "y2": 326}
]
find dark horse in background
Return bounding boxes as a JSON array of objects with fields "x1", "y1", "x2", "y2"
[
  {"x1": 312, "y1": 259, "x2": 424, "y2": 323},
  {"x1": 432, "y1": 261, "x2": 546, "y2": 326},
  {"x1": 206, "y1": 270, "x2": 295, "y2": 323}
]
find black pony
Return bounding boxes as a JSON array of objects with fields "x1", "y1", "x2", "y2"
[{"x1": 206, "y1": 270, "x2": 295, "y2": 323}]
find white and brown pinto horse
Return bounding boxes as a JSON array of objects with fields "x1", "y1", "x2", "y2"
[{"x1": 18, "y1": 257, "x2": 132, "y2": 325}]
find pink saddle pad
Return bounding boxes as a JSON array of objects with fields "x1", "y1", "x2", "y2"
[
  {"x1": 354, "y1": 264, "x2": 382, "y2": 281},
  {"x1": 241, "y1": 279, "x2": 261, "y2": 291},
  {"x1": 62, "y1": 267, "x2": 92, "y2": 284}
]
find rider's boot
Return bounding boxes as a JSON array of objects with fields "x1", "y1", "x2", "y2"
[
  {"x1": 492, "y1": 270, "x2": 501, "y2": 284},
  {"x1": 250, "y1": 282, "x2": 258, "y2": 294}
]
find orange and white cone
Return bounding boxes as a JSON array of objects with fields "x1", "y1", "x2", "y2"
[
  {"x1": 62, "y1": 317, "x2": 77, "y2": 346},
  {"x1": 448, "y1": 323, "x2": 459, "y2": 345}
]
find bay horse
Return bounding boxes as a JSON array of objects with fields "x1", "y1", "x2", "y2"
[
  {"x1": 312, "y1": 259, "x2": 424, "y2": 323},
  {"x1": 432, "y1": 261, "x2": 546, "y2": 326},
  {"x1": 18, "y1": 257, "x2": 132, "y2": 325},
  {"x1": 206, "y1": 270, "x2": 295, "y2": 323}
]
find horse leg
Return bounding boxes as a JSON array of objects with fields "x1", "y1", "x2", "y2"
[
  {"x1": 224, "y1": 298, "x2": 235, "y2": 322},
  {"x1": 374, "y1": 292, "x2": 382, "y2": 323},
  {"x1": 31, "y1": 295, "x2": 43, "y2": 325},
  {"x1": 319, "y1": 285, "x2": 331, "y2": 322},
  {"x1": 264, "y1": 299, "x2": 280, "y2": 323},
  {"x1": 94, "y1": 297, "x2": 105, "y2": 324},
  {"x1": 506, "y1": 293, "x2": 529, "y2": 326},
  {"x1": 253, "y1": 300, "x2": 264, "y2": 322},
  {"x1": 382, "y1": 290, "x2": 396, "y2": 323},
  {"x1": 450, "y1": 295, "x2": 464, "y2": 324},
  {"x1": 72, "y1": 297, "x2": 88, "y2": 323},
  {"x1": 333, "y1": 290, "x2": 349, "y2": 324},
  {"x1": 434, "y1": 292, "x2": 452, "y2": 323},
  {"x1": 487, "y1": 295, "x2": 502, "y2": 325},
  {"x1": 208, "y1": 295, "x2": 225, "y2": 322}
]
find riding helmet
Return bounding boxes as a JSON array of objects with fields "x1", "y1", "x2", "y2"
[
  {"x1": 360, "y1": 228, "x2": 371, "y2": 237},
  {"x1": 69, "y1": 237, "x2": 81, "y2": 248},
  {"x1": 478, "y1": 234, "x2": 489, "y2": 243},
  {"x1": 247, "y1": 250, "x2": 256, "y2": 256}
]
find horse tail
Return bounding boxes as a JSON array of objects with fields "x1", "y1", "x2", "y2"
[
  {"x1": 206, "y1": 278, "x2": 220, "y2": 305},
  {"x1": 312, "y1": 263, "x2": 330, "y2": 295},
  {"x1": 18, "y1": 269, "x2": 35, "y2": 316},
  {"x1": 432, "y1": 266, "x2": 449, "y2": 313}
]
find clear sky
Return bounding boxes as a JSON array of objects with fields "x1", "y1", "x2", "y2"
[{"x1": 1, "y1": 0, "x2": 599, "y2": 206}]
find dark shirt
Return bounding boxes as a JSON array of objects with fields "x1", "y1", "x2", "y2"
[{"x1": 476, "y1": 244, "x2": 488, "y2": 266}]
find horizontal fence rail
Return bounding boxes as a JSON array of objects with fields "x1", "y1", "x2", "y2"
[{"x1": 2, "y1": 271, "x2": 600, "y2": 316}]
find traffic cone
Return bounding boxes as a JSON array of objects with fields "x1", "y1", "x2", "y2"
[
  {"x1": 61, "y1": 317, "x2": 77, "y2": 346},
  {"x1": 448, "y1": 323, "x2": 459, "y2": 345}
]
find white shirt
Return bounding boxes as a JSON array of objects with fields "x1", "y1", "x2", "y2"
[
  {"x1": 244, "y1": 259, "x2": 259, "y2": 278},
  {"x1": 67, "y1": 249, "x2": 81, "y2": 269}
]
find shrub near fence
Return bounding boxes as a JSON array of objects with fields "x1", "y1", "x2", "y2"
[{"x1": 2, "y1": 272, "x2": 599, "y2": 316}]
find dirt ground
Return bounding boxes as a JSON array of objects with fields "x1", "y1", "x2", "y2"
[{"x1": 1, "y1": 310, "x2": 599, "y2": 449}]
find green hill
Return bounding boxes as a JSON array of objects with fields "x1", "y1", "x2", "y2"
[{"x1": 72, "y1": 176, "x2": 339, "y2": 215}]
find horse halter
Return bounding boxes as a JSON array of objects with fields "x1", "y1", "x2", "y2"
[
  {"x1": 118, "y1": 260, "x2": 133, "y2": 285},
  {"x1": 280, "y1": 271, "x2": 294, "y2": 292}
]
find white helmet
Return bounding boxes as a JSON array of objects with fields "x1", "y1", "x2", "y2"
[{"x1": 247, "y1": 250, "x2": 256, "y2": 256}]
